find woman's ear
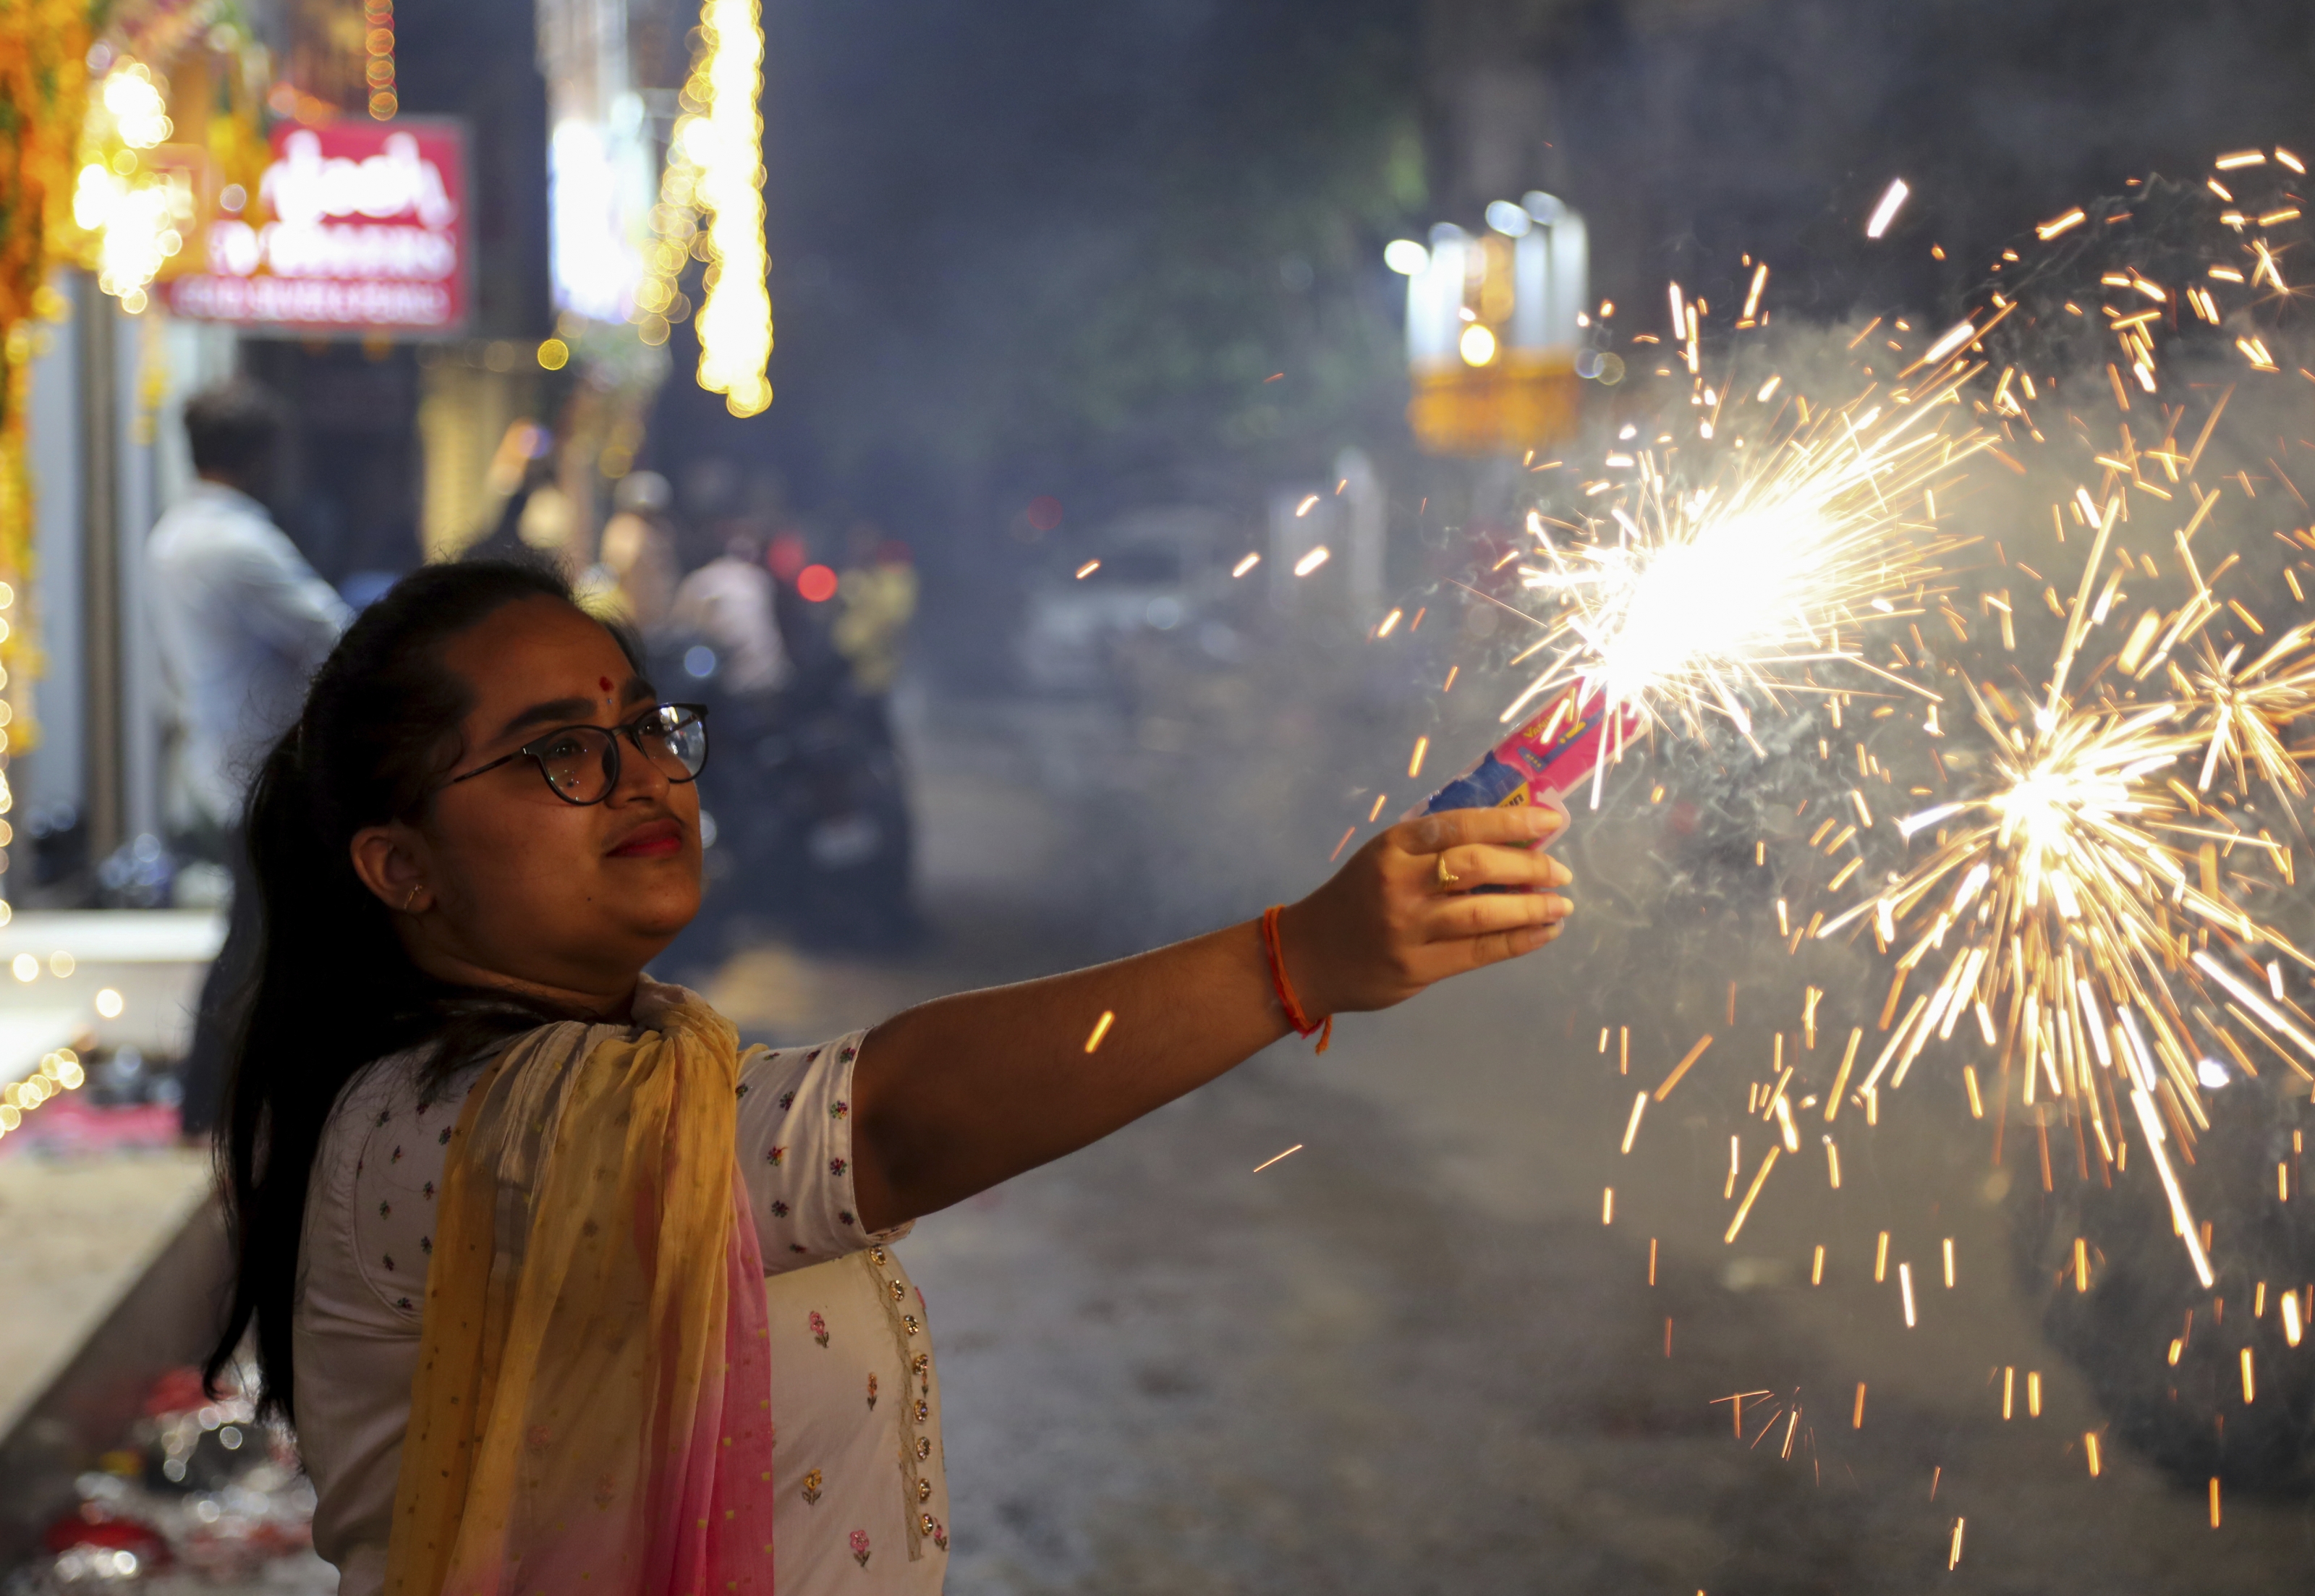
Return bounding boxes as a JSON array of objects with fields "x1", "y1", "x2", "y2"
[{"x1": 351, "y1": 823, "x2": 436, "y2": 916}]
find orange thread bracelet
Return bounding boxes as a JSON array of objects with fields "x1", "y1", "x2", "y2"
[{"x1": 1260, "y1": 905, "x2": 1331, "y2": 1053}]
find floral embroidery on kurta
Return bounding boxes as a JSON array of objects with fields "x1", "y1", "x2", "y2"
[{"x1": 324, "y1": 1021, "x2": 946, "y2": 1590}]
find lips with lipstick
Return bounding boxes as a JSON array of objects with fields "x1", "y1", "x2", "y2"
[{"x1": 608, "y1": 818, "x2": 686, "y2": 859}]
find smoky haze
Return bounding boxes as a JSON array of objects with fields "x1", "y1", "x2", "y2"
[{"x1": 639, "y1": 4, "x2": 2315, "y2": 1589}]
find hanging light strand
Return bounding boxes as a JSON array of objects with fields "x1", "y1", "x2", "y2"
[
  {"x1": 0, "y1": 577, "x2": 15, "y2": 925},
  {"x1": 687, "y1": 0, "x2": 773, "y2": 416},
  {"x1": 71, "y1": 59, "x2": 184, "y2": 312},
  {"x1": 365, "y1": 0, "x2": 398, "y2": 120},
  {"x1": 634, "y1": 127, "x2": 702, "y2": 347}
]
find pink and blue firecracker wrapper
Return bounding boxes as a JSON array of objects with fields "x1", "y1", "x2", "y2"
[{"x1": 1419, "y1": 682, "x2": 1641, "y2": 833}]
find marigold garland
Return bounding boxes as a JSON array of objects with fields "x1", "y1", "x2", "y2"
[{"x1": 0, "y1": 0, "x2": 103, "y2": 765}]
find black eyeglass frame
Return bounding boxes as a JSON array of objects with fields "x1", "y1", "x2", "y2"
[{"x1": 441, "y1": 703, "x2": 713, "y2": 806}]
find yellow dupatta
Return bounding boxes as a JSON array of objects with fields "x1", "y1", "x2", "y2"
[{"x1": 383, "y1": 983, "x2": 776, "y2": 1596}]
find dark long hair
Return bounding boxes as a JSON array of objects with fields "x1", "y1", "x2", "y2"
[{"x1": 204, "y1": 560, "x2": 629, "y2": 1422}]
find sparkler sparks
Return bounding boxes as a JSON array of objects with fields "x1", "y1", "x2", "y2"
[
  {"x1": 1810, "y1": 498, "x2": 2315, "y2": 1289},
  {"x1": 1783, "y1": 148, "x2": 2315, "y2": 1277},
  {"x1": 1401, "y1": 151, "x2": 2315, "y2": 1562},
  {"x1": 2174, "y1": 625, "x2": 2315, "y2": 797},
  {"x1": 1866, "y1": 179, "x2": 1911, "y2": 239},
  {"x1": 1494, "y1": 359, "x2": 1981, "y2": 804}
]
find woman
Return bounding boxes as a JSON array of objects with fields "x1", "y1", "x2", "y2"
[{"x1": 210, "y1": 561, "x2": 1572, "y2": 1595}]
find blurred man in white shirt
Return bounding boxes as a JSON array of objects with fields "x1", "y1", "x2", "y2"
[
  {"x1": 149, "y1": 379, "x2": 349, "y2": 1134},
  {"x1": 149, "y1": 381, "x2": 351, "y2": 828},
  {"x1": 670, "y1": 530, "x2": 790, "y2": 694}
]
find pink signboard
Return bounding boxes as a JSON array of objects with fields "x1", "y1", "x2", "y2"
[{"x1": 164, "y1": 119, "x2": 470, "y2": 335}]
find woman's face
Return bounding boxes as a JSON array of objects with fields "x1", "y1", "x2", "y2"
[{"x1": 356, "y1": 596, "x2": 703, "y2": 1006}]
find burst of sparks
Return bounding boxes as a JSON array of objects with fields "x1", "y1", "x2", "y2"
[
  {"x1": 1817, "y1": 526, "x2": 2315, "y2": 1286},
  {"x1": 2172, "y1": 626, "x2": 2315, "y2": 797},
  {"x1": 1496, "y1": 357, "x2": 1983, "y2": 805},
  {"x1": 1770, "y1": 149, "x2": 2315, "y2": 1294},
  {"x1": 1569, "y1": 145, "x2": 2315, "y2": 1533}
]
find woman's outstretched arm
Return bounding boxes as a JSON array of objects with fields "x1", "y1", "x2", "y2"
[{"x1": 848, "y1": 804, "x2": 1571, "y2": 1231}]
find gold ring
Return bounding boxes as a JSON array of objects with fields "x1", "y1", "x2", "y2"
[{"x1": 1435, "y1": 854, "x2": 1461, "y2": 888}]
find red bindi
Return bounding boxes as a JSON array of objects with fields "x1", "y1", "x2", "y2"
[{"x1": 599, "y1": 676, "x2": 613, "y2": 692}]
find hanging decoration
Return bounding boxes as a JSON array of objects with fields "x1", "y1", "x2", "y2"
[
  {"x1": 62, "y1": 5, "x2": 273, "y2": 315},
  {"x1": 363, "y1": 0, "x2": 394, "y2": 119},
  {"x1": 634, "y1": 116, "x2": 702, "y2": 352},
  {"x1": 0, "y1": 0, "x2": 104, "y2": 835},
  {"x1": 681, "y1": 0, "x2": 773, "y2": 417}
]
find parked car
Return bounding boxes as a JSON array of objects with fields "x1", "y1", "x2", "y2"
[{"x1": 1016, "y1": 507, "x2": 1246, "y2": 694}]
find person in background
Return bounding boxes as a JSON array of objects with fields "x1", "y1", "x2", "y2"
[
  {"x1": 513, "y1": 470, "x2": 579, "y2": 570},
  {"x1": 663, "y1": 525, "x2": 793, "y2": 952},
  {"x1": 465, "y1": 421, "x2": 580, "y2": 577},
  {"x1": 766, "y1": 525, "x2": 811, "y2": 587},
  {"x1": 469, "y1": 454, "x2": 576, "y2": 572},
  {"x1": 669, "y1": 527, "x2": 789, "y2": 697},
  {"x1": 588, "y1": 471, "x2": 680, "y2": 631},
  {"x1": 820, "y1": 522, "x2": 921, "y2": 944},
  {"x1": 148, "y1": 378, "x2": 352, "y2": 1135},
  {"x1": 833, "y1": 521, "x2": 917, "y2": 738},
  {"x1": 764, "y1": 524, "x2": 824, "y2": 681}
]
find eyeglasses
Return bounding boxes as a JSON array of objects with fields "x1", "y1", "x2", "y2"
[{"x1": 444, "y1": 703, "x2": 710, "y2": 806}]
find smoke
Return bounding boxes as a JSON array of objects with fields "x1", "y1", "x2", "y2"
[{"x1": 1464, "y1": 163, "x2": 2315, "y2": 1495}]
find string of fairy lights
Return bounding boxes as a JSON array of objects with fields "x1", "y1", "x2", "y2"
[
  {"x1": 0, "y1": 1047, "x2": 89, "y2": 1139},
  {"x1": 365, "y1": 0, "x2": 397, "y2": 121},
  {"x1": 69, "y1": 59, "x2": 184, "y2": 314},
  {"x1": 655, "y1": 0, "x2": 772, "y2": 417},
  {"x1": 0, "y1": 579, "x2": 14, "y2": 929}
]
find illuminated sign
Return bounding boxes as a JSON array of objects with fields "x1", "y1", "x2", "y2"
[
  {"x1": 550, "y1": 116, "x2": 651, "y2": 323},
  {"x1": 163, "y1": 119, "x2": 469, "y2": 334},
  {"x1": 1388, "y1": 193, "x2": 1593, "y2": 457}
]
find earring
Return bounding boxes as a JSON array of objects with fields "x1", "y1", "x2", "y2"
[{"x1": 403, "y1": 884, "x2": 425, "y2": 913}]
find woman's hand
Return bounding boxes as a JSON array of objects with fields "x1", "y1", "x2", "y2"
[{"x1": 1275, "y1": 804, "x2": 1571, "y2": 1018}]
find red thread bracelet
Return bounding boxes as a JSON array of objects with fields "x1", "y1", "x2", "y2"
[{"x1": 1260, "y1": 905, "x2": 1332, "y2": 1053}]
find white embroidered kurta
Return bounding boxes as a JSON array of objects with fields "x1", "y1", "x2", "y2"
[{"x1": 293, "y1": 1021, "x2": 950, "y2": 1595}]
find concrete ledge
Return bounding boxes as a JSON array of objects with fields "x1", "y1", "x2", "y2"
[
  {"x1": 0, "y1": 913, "x2": 226, "y2": 967},
  {"x1": 0, "y1": 909, "x2": 227, "y2": 1067},
  {"x1": 0, "y1": 1158, "x2": 224, "y2": 1566}
]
